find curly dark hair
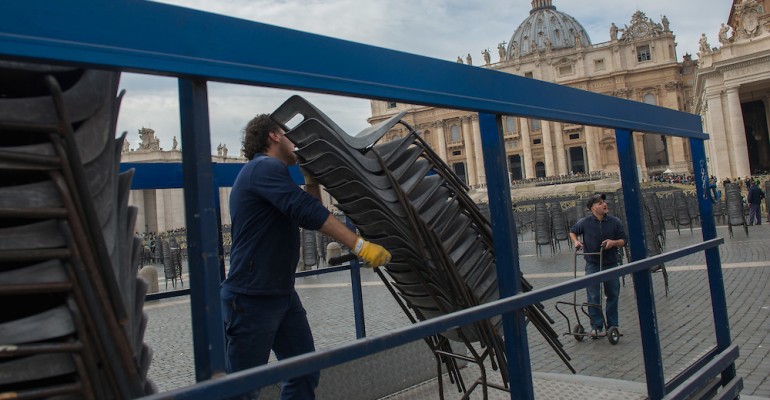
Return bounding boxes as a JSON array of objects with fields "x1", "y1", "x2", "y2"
[{"x1": 242, "y1": 114, "x2": 282, "y2": 160}]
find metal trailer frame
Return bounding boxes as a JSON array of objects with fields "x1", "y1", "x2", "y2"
[{"x1": 0, "y1": 1, "x2": 739, "y2": 399}]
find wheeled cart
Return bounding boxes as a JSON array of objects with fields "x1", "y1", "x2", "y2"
[{"x1": 555, "y1": 247, "x2": 621, "y2": 345}]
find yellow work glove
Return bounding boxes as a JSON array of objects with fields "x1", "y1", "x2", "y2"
[{"x1": 353, "y1": 238, "x2": 391, "y2": 268}]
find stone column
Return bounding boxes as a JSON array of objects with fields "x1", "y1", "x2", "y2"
[
  {"x1": 705, "y1": 91, "x2": 732, "y2": 179},
  {"x1": 143, "y1": 189, "x2": 158, "y2": 233},
  {"x1": 461, "y1": 116, "x2": 477, "y2": 186},
  {"x1": 553, "y1": 122, "x2": 568, "y2": 175},
  {"x1": 541, "y1": 120, "x2": 555, "y2": 176},
  {"x1": 471, "y1": 115, "x2": 485, "y2": 184},
  {"x1": 666, "y1": 136, "x2": 689, "y2": 171},
  {"x1": 520, "y1": 118, "x2": 535, "y2": 178},
  {"x1": 634, "y1": 132, "x2": 648, "y2": 178},
  {"x1": 433, "y1": 120, "x2": 448, "y2": 161},
  {"x1": 219, "y1": 187, "x2": 231, "y2": 226},
  {"x1": 726, "y1": 86, "x2": 750, "y2": 178},
  {"x1": 155, "y1": 188, "x2": 167, "y2": 232},
  {"x1": 585, "y1": 126, "x2": 600, "y2": 172},
  {"x1": 131, "y1": 190, "x2": 146, "y2": 234}
]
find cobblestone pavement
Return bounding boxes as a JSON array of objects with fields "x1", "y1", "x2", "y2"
[{"x1": 143, "y1": 223, "x2": 770, "y2": 398}]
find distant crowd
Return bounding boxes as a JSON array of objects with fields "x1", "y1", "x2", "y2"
[
  {"x1": 649, "y1": 173, "x2": 696, "y2": 185},
  {"x1": 511, "y1": 171, "x2": 616, "y2": 187}
]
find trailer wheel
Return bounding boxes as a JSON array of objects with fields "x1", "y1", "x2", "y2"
[{"x1": 573, "y1": 324, "x2": 585, "y2": 342}]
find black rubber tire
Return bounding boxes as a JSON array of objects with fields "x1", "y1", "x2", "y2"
[
  {"x1": 573, "y1": 324, "x2": 585, "y2": 342},
  {"x1": 608, "y1": 326, "x2": 620, "y2": 345}
]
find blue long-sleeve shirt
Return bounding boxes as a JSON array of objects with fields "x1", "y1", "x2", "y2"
[
  {"x1": 570, "y1": 214, "x2": 626, "y2": 266},
  {"x1": 223, "y1": 154, "x2": 329, "y2": 295}
]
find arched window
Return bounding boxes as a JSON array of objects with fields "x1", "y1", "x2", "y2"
[
  {"x1": 605, "y1": 144, "x2": 618, "y2": 165},
  {"x1": 535, "y1": 161, "x2": 546, "y2": 178},
  {"x1": 450, "y1": 125, "x2": 462, "y2": 142},
  {"x1": 643, "y1": 93, "x2": 657, "y2": 105},
  {"x1": 506, "y1": 116, "x2": 517, "y2": 133}
]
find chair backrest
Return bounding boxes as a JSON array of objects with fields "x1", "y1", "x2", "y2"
[
  {"x1": 161, "y1": 239, "x2": 176, "y2": 279},
  {"x1": 724, "y1": 183, "x2": 745, "y2": 226},
  {"x1": 534, "y1": 202, "x2": 552, "y2": 245},
  {"x1": 550, "y1": 203, "x2": 569, "y2": 241},
  {"x1": 673, "y1": 190, "x2": 691, "y2": 225}
]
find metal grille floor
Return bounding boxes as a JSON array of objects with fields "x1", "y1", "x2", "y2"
[{"x1": 381, "y1": 369, "x2": 647, "y2": 400}]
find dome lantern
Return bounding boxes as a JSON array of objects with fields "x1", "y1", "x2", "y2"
[
  {"x1": 507, "y1": 1, "x2": 592, "y2": 58},
  {"x1": 531, "y1": 0, "x2": 556, "y2": 13}
]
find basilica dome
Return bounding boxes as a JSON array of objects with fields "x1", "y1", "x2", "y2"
[{"x1": 507, "y1": 0, "x2": 592, "y2": 58}]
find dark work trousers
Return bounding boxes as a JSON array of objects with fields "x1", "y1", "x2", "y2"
[
  {"x1": 585, "y1": 262, "x2": 620, "y2": 331},
  {"x1": 221, "y1": 287, "x2": 319, "y2": 400}
]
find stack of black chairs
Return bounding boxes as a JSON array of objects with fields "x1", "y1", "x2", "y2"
[
  {"x1": 549, "y1": 203, "x2": 571, "y2": 252},
  {"x1": 612, "y1": 190, "x2": 668, "y2": 294},
  {"x1": 0, "y1": 62, "x2": 154, "y2": 398},
  {"x1": 534, "y1": 203, "x2": 554, "y2": 256},
  {"x1": 660, "y1": 193, "x2": 677, "y2": 230},
  {"x1": 271, "y1": 95, "x2": 572, "y2": 398},
  {"x1": 642, "y1": 193, "x2": 669, "y2": 294},
  {"x1": 160, "y1": 238, "x2": 184, "y2": 289},
  {"x1": 644, "y1": 193, "x2": 667, "y2": 248},
  {"x1": 673, "y1": 190, "x2": 694, "y2": 234},
  {"x1": 686, "y1": 193, "x2": 701, "y2": 226},
  {"x1": 724, "y1": 183, "x2": 748, "y2": 238}
]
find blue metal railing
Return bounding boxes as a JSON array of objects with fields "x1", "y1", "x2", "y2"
[{"x1": 0, "y1": 1, "x2": 739, "y2": 399}]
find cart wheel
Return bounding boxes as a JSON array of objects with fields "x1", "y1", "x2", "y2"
[
  {"x1": 573, "y1": 324, "x2": 585, "y2": 342},
  {"x1": 608, "y1": 327, "x2": 620, "y2": 345}
]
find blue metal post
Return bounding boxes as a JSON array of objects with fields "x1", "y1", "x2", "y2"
[
  {"x1": 349, "y1": 260, "x2": 366, "y2": 339},
  {"x1": 478, "y1": 113, "x2": 533, "y2": 400},
  {"x1": 178, "y1": 78, "x2": 226, "y2": 381},
  {"x1": 690, "y1": 138, "x2": 736, "y2": 384},
  {"x1": 344, "y1": 217, "x2": 366, "y2": 338},
  {"x1": 615, "y1": 129, "x2": 665, "y2": 399}
]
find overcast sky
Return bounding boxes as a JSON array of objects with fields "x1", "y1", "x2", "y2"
[{"x1": 117, "y1": 0, "x2": 731, "y2": 154}]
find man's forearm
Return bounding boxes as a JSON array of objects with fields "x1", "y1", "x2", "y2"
[
  {"x1": 304, "y1": 183, "x2": 322, "y2": 200},
  {"x1": 318, "y1": 214, "x2": 358, "y2": 250}
]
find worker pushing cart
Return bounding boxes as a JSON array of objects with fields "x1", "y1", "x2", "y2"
[
  {"x1": 556, "y1": 246, "x2": 622, "y2": 344},
  {"x1": 567, "y1": 193, "x2": 627, "y2": 342}
]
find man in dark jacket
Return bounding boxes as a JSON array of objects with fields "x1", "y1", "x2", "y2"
[
  {"x1": 747, "y1": 179, "x2": 765, "y2": 226},
  {"x1": 222, "y1": 114, "x2": 391, "y2": 399},
  {"x1": 570, "y1": 193, "x2": 627, "y2": 337}
]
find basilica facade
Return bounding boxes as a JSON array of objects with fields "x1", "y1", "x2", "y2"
[
  {"x1": 369, "y1": 0, "x2": 696, "y2": 187},
  {"x1": 694, "y1": 0, "x2": 770, "y2": 180}
]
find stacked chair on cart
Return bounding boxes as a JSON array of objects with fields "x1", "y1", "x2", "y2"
[
  {"x1": 271, "y1": 95, "x2": 572, "y2": 398},
  {"x1": 0, "y1": 62, "x2": 154, "y2": 399}
]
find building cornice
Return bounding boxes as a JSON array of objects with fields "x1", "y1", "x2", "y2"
[{"x1": 696, "y1": 53, "x2": 770, "y2": 79}]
